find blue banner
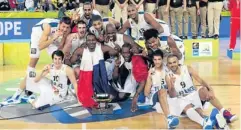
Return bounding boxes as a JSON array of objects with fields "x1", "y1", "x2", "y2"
[
  {"x1": 0, "y1": 17, "x2": 231, "y2": 41},
  {"x1": 0, "y1": 19, "x2": 42, "y2": 40}
]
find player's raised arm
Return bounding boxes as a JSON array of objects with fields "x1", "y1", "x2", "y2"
[
  {"x1": 144, "y1": 13, "x2": 164, "y2": 33},
  {"x1": 118, "y1": 20, "x2": 131, "y2": 34},
  {"x1": 34, "y1": 64, "x2": 51, "y2": 83},
  {"x1": 101, "y1": 44, "x2": 119, "y2": 56},
  {"x1": 167, "y1": 37, "x2": 182, "y2": 60},
  {"x1": 38, "y1": 24, "x2": 60, "y2": 50}
]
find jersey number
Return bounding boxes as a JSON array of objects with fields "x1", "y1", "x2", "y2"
[
  {"x1": 53, "y1": 76, "x2": 59, "y2": 82},
  {"x1": 139, "y1": 28, "x2": 145, "y2": 36},
  {"x1": 29, "y1": 71, "x2": 36, "y2": 78},
  {"x1": 180, "y1": 81, "x2": 186, "y2": 88},
  {"x1": 161, "y1": 79, "x2": 165, "y2": 85}
]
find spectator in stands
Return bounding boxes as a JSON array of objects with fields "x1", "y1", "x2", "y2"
[
  {"x1": 58, "y1": 3, "x2": 67, "y2": 18},
  {"x1": 207, "y1": 0, "x2": 223, "y2": 39},
  {"x1": 183, "y1": 0, "x2": 198, "y2": 39},
  {"x1": 42, "y1": 0, "x2": 55, "y2": 11},
  {"x1": 129, "y1": 0, "x2": 144, "y2": 13},
  {"x1": 25, "y1": 0, "x2": 35, "y2": 11},
  {"x1": 0, "y1": 0, "x2": 11, "y2": 11},
  {"x1": 93, "y1": 0, "x2": 110, "y2": 17},
  {"x1": 112, "y1": 0, "x2": 128, "y2": 25},
  {"x1": 66, "y1": 0, "x2": 75, "y2": 10},
  {"x1": 8, "y1": 0, "x2": 17, "y2": 10},
  {"x1": 16, "y1": 0, "x2": 24, "y2": 10},
  {"x1": 169, "y1": 0, "x2": 186, "y2": 39},
  {"x1": 155, "y1": 0, "x2": 170, "y2": 24},
  {"x1": 197, "y1": 0, "x2": 208, "y2": 38},
  {"x1": 145, "y1": 0, "x2": 157, "y2": 16}
]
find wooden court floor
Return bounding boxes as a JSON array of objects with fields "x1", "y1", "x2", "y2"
[{"x1": 0, "y1": 41, "x2": 240, "y2": 129}]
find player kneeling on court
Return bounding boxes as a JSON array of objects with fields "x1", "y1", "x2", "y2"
[
  {"x1": 165, "y1": 54, "x2": 238, "y2": 128},
  {"x1": 28, "y1": 50, "x2": 79, "y2": 109}
]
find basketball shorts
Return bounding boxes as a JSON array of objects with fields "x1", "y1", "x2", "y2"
[
  {"x1": 33, "y1": 78, "x2": 65, "y2": 108},
  {"x1": 167, "y1": 89, "x2": 203, "y2": 116},
  {"x1": 30, "y1": 27, "x2": 42, "y2": 58}
]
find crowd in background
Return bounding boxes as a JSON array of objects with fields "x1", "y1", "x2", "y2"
[{"x1": 0, "y1": 0, "x2": 230, "y2": 39}]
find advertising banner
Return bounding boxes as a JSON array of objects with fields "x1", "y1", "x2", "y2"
[{"x1": 0, "y1": 19, "x2": 42, "y2": 40}]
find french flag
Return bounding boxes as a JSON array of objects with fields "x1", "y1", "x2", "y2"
[
  {"x1": 77, "y1": 46, "x2": 97, "y2": 108},
  {"x1": 77, "y1": 44, "x2": 118, "y2": 107}
]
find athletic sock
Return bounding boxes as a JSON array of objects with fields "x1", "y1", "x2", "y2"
[
  {"x1": 12, "y1": 88, "x2": 24, "y2": 99},
  {"x1": 220, "y1": 108, "x2": 225, "y2": 114},
  {"x1": 186, "y1": 108, "x2": 205, "y2": 126}
]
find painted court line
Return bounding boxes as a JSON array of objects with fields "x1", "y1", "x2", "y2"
[{"x1": 70, "y1": 109, "x2": 89, "y2": 117}]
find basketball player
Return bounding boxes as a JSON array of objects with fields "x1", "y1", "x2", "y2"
[
  {"x1": 70, "y1": 32, "x2": 118, "y2": 78},
  {"x1": 119, "y1": 4, "x2": 164, "y2": 40},
  {"x1": 89, "y1": 15, "x2": 120, "y2": 43},
  {"x1": 79, "y1": 2, "x2": 101, "y2": 29},
  {"x1": 144, "y1": 50, "x2": 179, "y2": 129},
  {"x1": 2, "y1": 17, "x2": 72, "y2": 105},
  {"x1": 143, "y1": 29, "x2": 183, "y2": 65},
  {"x1": 105, "y1": 23, "x2": 143, "y2": 53},
  {"x1": 166, "y1": 54, "x2": 238, "y2": 126},
  {"x1": 112, "y1": 43, "x2": 148, "y2": 112},
  {"x1": 63, "y1": 20, "x2": 87, "y2": 72},
  {"x1": 28, "y1": 50, "x2": 79, "y2": 109}
]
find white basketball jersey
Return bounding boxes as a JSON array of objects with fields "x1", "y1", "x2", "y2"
[
  {"x1": 128, "y1": 13, "x2": 171, "y2": 40},
  {"x1": 105, "y1": 34, "x2": 124, "y2": 48},
  {"x1": 169, "y1": 65, "x2": 196, "y2": 97},
  {"x1": 159, "y1": 34, "x2": 185, "y2": 65},
  {"x1": 150, "y1": 65, "x2": 169, "y2": 93},
  {"x1": 49, "y1": 64, "x2": 69, "y2": 98}
]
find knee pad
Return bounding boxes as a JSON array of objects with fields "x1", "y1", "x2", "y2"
[
  {"x1": 26, "y1": 66, "x2": 36, "y2": 78},
  {"x1": 30, "y1": 47, "x2": 40, "y2": 58}
]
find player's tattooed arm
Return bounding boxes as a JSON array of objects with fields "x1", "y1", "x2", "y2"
[
  {"x1": 144, "y1": 13, "x2": 164, "y2": 33},
  {"x1": 70, "y1": 47, "x2": 83, "y2": 64},
  {"x1": 34, "y1": 64, "x2": 51, "y2": 83},
  {"x1": 167, "y1": 36, "x2": 182, "y2": 60},
  {"x1": 118, "y1": 20, "x2": 131, "y2": 34},
  {"x1": 187, "y1": 65, "x2": 213, "y2": 92}
]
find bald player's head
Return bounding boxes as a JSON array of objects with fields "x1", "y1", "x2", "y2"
[{"x1": 106, "y1": 23, "x2": 117, "y2": 42}]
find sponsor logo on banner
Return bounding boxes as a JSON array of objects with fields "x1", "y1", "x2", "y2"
[
  {"x1": 192, "y1": 42, "x2": 212, "y2": 57},
  {"x1": 199, "y1": 42, "x2": 212, "y2": 56},
  {"x1": 192, "y1": 42, "x2": 199, "y2": 56}
]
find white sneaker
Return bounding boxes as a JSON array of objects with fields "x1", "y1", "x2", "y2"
[
  {"x1": 1, "y1": 96, "x2": 21, "y2": 106},
  {"x1": 216, "y1": 113, "x2": 230, "y2": 129}
]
